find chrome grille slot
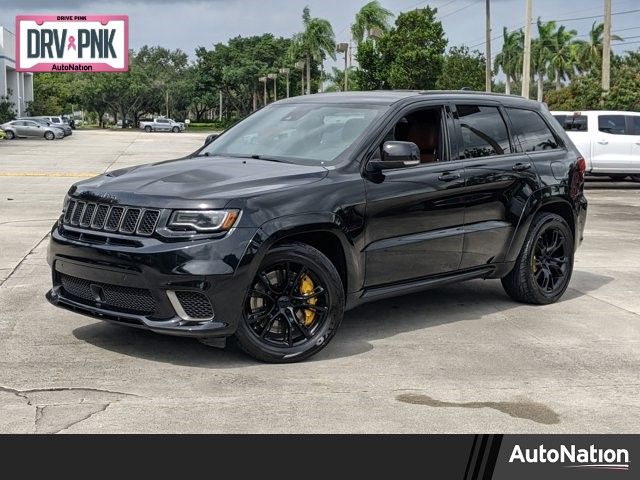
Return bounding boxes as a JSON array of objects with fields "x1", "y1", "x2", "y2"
[
  {"x1": 119, "y1": 208, "x2": 141, "y2": 234},
  {"x1": 80, "y1": 203, "x2": 96, "y2": 227},
  {"x1": 91, "y1": 205, "x2": 110, "y2": 229},
  {"x1": 137, "y1": 210, "x2": 160, "y2": 235},
  {"x1": 70, "y1": 201, "x2": 85, "y2": 225},
  {"x1": 104, "y1": 207, "x2": 125, "y2": 231}
]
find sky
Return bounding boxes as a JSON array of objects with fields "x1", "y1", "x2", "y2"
[{"x1": 2, "y1": 0, "x2": 639, "y2": 71}]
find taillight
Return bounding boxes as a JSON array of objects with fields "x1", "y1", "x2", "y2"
[{"x1": 576, "y1": 156, "x2": 586, "y2": 176}]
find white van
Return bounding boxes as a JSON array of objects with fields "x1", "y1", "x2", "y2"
[{"x1": 551, "y1": 110, "x2": 640, "y2": 181}]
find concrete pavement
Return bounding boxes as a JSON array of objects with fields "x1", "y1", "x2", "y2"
[{"x1": 0, "y1": 130, "x2": 639, "y2": 433}]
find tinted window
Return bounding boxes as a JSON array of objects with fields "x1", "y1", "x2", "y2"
[
  {"x1": 456, "y1": 105, "x2": 511, "y2": 158},
  {"x1": 51, "y1": 118, "x2": 61, "y2": 123},
  {"x1": 599, "y1": 115, "x2": 628, "y2": 135},
  {"x1": 509, "y1": 108, "x2": 559, "y2": 151},
  {"x1": 157, "y1": 119, "x2": 169, "y2": 123},
  {"x1": 633, "y1": 116, "x2": 640, "y2": 135},
  {"x1": 553, "y1": 114, "x2": 588, "y2": 132}
]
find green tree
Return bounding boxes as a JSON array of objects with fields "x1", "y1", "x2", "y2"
[
  {"x1": 549, "y1": 25, "x2": 579, "y2": 90},
  {"x1": 577, "y1": 22, "x2": 623, "y2": 74},
  {"x1": 494, "y1": 27, "x2": 523, "y2": 95},
  {"x1": 351, "y1": 1, "x2": 394, "y2": 45},
  {"x1": 356, "y1": 7, "x2": 447, "y2": 90},
  {"x1": 0, "y1": 93, "x2": 16, "y2": 123},
  {"x1": 293, "y1": 6, "x2": 336, "y2": 95},
  {"x1": 437, "y1": 46, "x2": 486, "y2": 91},
  {"x1": 532, "y1": 19, "x2": 557, "y2": 101}
]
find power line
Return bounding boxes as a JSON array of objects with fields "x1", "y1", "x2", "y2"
[{"x1": 439, "y1": 0, "x2": 482, "y2": 20}]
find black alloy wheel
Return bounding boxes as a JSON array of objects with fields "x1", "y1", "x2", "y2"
[
  {"x1": 501, "y1": 213, "x2": 574, "y2": 305},
  {"x1": 235, "y1": 242, "x2": 344, "y2": 363}
]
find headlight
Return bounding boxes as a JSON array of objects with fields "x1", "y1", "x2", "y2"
[{"x1": 168, "y1": 209, "x2": 239, "y2": 233}]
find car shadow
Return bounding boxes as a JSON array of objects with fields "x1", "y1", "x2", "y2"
[
  {"x1": 72, "y1": 270, "x2": 613, "y2": 368},
  {"x1": 585, "y1": 178, "x2": 640, "y2": 190}
]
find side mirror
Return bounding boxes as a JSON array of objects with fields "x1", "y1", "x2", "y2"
[
  {"x1": 204, "y1": 133, "x2": 219, "y2": 146},
  {"x1": 367, "y1": 141, "x2": 421, "y2": 172}
]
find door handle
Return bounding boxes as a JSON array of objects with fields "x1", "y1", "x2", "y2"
[
  {"x1": 597, "y1": 140, "x2": 608, "y2": 145},
  {"x1": 512, "y1": 162, "x2": 532, "y2": 172},
  {"x1": 438, "y1": 172, "x2": 461, "y2": 182}
]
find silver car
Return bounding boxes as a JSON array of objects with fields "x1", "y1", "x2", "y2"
[{"x1": 1, "y1": 120, "x2": 65, "y2": 140}]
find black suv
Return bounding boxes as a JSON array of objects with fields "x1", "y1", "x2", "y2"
[{"x1": 47, "y1": 91, "x2": 587, "y2": 362}]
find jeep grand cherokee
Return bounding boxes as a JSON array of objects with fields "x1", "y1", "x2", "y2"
[{"x1": 47, "y1": 91, "x2": 587, "y2": 362}]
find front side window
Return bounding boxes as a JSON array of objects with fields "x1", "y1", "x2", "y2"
[
  {"x1": 456, "y1": 105, "x2": 511, "y2": 159},
  {"x1": 508, "y1": 108, "x2": 559, "y2": 151},
  {"x1": 200, "y1": 103, "x2": 388, "y2": 165},
  {"x1": 51, "y1": 118, "x2": 60, "y2": 123},
  {"x1": 599, "y1": 115, "x2": 628, "y2": 135},
  {"x1": 632, "y1": 116, "x2": 640, "y2": 135}
]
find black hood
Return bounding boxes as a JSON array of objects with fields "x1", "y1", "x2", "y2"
[{"x1": 71, "y1": 156, "x2": 328, "y2": 209}]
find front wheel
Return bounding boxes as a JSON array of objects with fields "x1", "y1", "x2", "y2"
[
  {"x1": 501, "y1": 213, "x2": 574, "y2": 305},
  {"x1": 144, "y1": 126, "x2": 152, "y2": 133},
  {"x1": 235, "y1": 242, "x2": 344, "y2": 363},
  {"x1": 172, "y1": 126, "x2": 180, "y2": 133},
  {"x1": 5, "y1": 130, "x2": 15, "y2": 139},
  {"x1": 44, "y1": 131, "x2": 55, "y2": 140}
]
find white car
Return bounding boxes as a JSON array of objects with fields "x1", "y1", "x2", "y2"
[{"x1": 551, "y1": 110, "x2": 640, "y2": 181}]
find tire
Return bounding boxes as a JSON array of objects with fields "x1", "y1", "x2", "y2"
[
  {"x1": 5, "y1": 130, "x2": 15, "y2": 139},
  {"x1": 501, "y1": 213, "x2": 574, "y2": 305},
  {"x1": 234, "y1": 242, "x2": 344, "y2": 363},
  {"x1": 144, "y1": 126, "x2": 152, "y2": 133},
  {"x1": 630, "y1": 175, "x2": 640, "y2": 182},
  {"x1": 610, "y1": 175, "x2": 628, "y2": 181},
  {"x1": 172, "y1": 126, "x2": 180, "y2": 133},
  {"x1": 44, "y1": 131, "x2": 55, "y2": 140}
]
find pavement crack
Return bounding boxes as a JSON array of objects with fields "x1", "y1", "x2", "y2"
[
  {"x1": 0, "y1": 232, "x2": 50, "y2": 288},
  {"x1": 53, "y1": 403, "x2": 111, "y2": 434}
]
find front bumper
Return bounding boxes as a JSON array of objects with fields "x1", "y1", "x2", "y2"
[{"x1": 46, "y1": 222, "x2": 261, "y2": 338}]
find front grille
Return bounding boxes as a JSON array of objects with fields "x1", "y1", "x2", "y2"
[
  {"x1": 59, "y1": 273, "x2": 156, "y2": 314},
  {"x1": 174, "y1": 291, "x2": 214, "y2": 320},
  {"x1": 61, "y1": 199, "x2": 160, "y2": 236}
]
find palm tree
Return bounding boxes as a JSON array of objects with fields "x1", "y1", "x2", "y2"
[
  {"x1": 577, "y1": 21, "x2": 623, "y2": 74},
  {"x1": 494, "y1": 27, "x2": 523, "y2": 95},
  {"x1": 351, "y1": 1, "x2": 394, "y2": 45},
  {"x1": 294, "y1": 7, "x2": 336, "y2": 95},
  {"x1": 532, "y1": 18, "x2": 557, "y2": 101},
  {"x1": 549, "y1": 25, "x2": 579, "y2": 90}
]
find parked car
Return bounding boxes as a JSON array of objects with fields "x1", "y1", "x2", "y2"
[
  {"x1": 1, "y1": 119, "x2": 64, "y2": 140},
  {"x1": 47, "y1": 92, "x2": 587, "y2": 362},
  {"x1": 62, "y1": 115, "x2": 76, "y2": 129},
  {"x1": 139, "y1": 117, "x2": 185, "y2": 133},
  {"x1": 551, "y1": 110, "x2": 640, "y2": 181},
  {"x1": 20, "y1": 117, "x2": 72, "y2": 136}
]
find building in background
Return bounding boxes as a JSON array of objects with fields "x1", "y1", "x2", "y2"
[{"x1": 0, "y1": 26, "x2": 34, "y2": 116}]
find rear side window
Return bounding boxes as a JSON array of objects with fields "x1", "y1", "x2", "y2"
[
  {"x1": 508, "y1": 108, "x2": 560, "y2": 152},
  {"x1": 598, "y1": 115, "x2": 628, "y2": 135},
  {"x1": 554, "y1": 115, "x2": 588, "y2": 132},
  {"x1": 633, "y1": 116, "x2": 640, "y2": 135},
  {"x1": 456, "y1": 105, "x2": 511, "y2": 158}
]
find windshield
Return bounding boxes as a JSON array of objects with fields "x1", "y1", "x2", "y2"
[{"x1": 200, "y1": 103, "x2": 387, "y2": 165}]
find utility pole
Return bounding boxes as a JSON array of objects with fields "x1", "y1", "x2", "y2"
[
  {"x1": 295, "y1": 61, "x2": 305, "y2": 96},
  {"x1": 259, "y1": 76, "x2": 267, "y2": 105},
  {"x1": 485, "y1": 0, "x2": 492, "y2": 92},
  {"x1": 602, "y1": 0, "x2": 612, "y2": 101},
  {"x1": 280, "y1": 68, "x2": 290, "y2": 98},
  {"x1": 521, "y1": 0, "x2": 533, "y2": 98},
  {"x1": 268, "y1": 73, "x2": 278, "y2": 101},
  {"x1": 218, "y1": 91, "x2": 222, "y2": 121},
  {"x1": 337, "y1": 43, "x2": 349, "y2": 91}
]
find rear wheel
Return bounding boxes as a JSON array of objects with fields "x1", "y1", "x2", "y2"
[
  {"x1": 144, "y1": 126, "x2": 152, "y2": 133},
  {"x1": 235, "y1": 242, "x2": 344, "y2": 363},
  {"x1": 172, "y1": 126, "x2": 180, "y2": 133},
  {"x1": 5, "y1": 130, "x2": 15, "y2": 139},
  {"x1": 501, "y1": 213, "x2": 574, "y2": 305},
  {"x1": 44, "y1": 131, "x2": 55, "y2": 140}
]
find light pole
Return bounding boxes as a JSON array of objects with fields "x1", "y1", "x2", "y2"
[
  {"x1": 337, "y1": 43, "x2": 349, "y2": 91},
  {"x1": 258, "y1": 76, "x2": 267, "y2": 105},
  {"x1": 279, "y1": 68, "x2": 290, "y2": 98},
  {"x1": 295, "y1": 61, "x2": 305, "y2": 96},
  {"x1": 268, "y1": 73, "x2": 278, "y2": 101}
]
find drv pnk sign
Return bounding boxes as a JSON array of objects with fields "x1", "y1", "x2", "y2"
[{"x1": 16, "y1": 15, "x2": 128, "y2": 72}]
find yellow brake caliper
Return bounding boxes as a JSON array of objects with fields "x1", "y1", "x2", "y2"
[{"x1": 299, "y1": 274, "x2": 317, "y2": 327}]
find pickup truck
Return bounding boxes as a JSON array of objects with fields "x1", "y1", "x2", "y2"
[
  {"x1": 551, "y1": 110, "x2": 640, "y2": 181},
  {"x1": 139, "y1": 118, "x2": 185, "y2": 133}
]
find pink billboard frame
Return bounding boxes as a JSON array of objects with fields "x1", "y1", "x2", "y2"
[{"x1": 15, "y1": 14, "x2": 129, "y2": 72}]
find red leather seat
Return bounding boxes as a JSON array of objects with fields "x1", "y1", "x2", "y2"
[{"x1": 406, "y1": 123, "x2": 438, "y2": 163}]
